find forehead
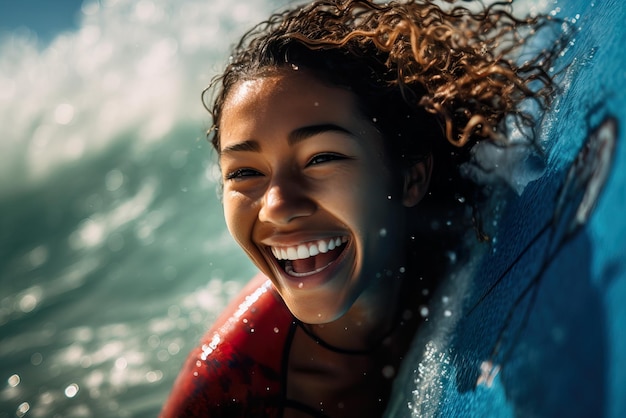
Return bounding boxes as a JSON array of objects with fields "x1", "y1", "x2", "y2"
[
  {"x1": 223, "y1": 69, "x2": 354, "y2": 108},
  {"x1": 219, "y1": 70, "x2": 371, "y2": 146}
]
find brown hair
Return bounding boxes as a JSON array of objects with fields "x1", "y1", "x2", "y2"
[{"x1": 204, "y1": 0, "x2": 568, "y2": 241}]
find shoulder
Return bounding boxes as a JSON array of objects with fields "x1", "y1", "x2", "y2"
[{"x1": 160, "y1": 274, "x2": 295, "y2": 417}]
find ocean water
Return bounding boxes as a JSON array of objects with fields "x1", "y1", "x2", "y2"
[
  {"x1": 0, "y1": 1, "x2": 290, "y2": 417},
  {"x1": 1, "y1": 0, "x2": 625, "y2": 418}
]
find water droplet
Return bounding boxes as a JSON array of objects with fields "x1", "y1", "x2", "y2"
[
  {"x1": 115, "y1": 357, "x2": 127, "y2": 370},
  {"x1": 146, "y1": 370, "x2": 163, "y2": 383},
  {"x1": 16, "y1": 402, "x2": 30, "y2": 417},
  {"x1": 444, "y1": 309, "x2": 452, "y2": 317},
  {"x1": 54, "y1": 103, "x2": 75, "y2": 125},
  {"x1": 18, "y1": 292, "x2": 39, "y2": 313},
  {"x1": 419, "y1": 306, "x2": 429, "y2": 317},
  {"x1": 273, "y1": 327, "x2": 280, "y2": 333},
  {"x1": 379, "y1": 228, "x2": 387, "y2": 237},
  {"x1": 30, "y1": 352, "x2": 43, "y2": 366},
  {"x1": 65, "y1": 383, "x2": 79, "y2": 398},
  {"x1": 399, "y1": 266, "x2": 406, "y2": 273},
  {"x1": 382, "y1": 365, "x2": 395, "y2": 378},
  {"x1": 168, "y1": 342, "x2": 180, "y2": 355},
  {"x1": 298, "y1": 282, "x2": 304, "y2": 289},
  {"x1": 8, "y1": 374, "x2": 20, "y2": 387}
]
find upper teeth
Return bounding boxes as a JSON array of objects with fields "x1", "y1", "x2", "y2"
[{"x1": 271, "y1": 236, "x2": 348, "y2": 261}]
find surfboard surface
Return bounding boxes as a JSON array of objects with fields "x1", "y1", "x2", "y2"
[{"x1": 386, "y1": 1, "x2": 626, "y2": 417}]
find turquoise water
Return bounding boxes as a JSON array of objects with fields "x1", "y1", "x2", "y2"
[
  {"x1": 1, "y1": 0, "x2": 625, "y2": 417},
  {"x1": 0, "y1": 1, "x2": 284, "y2": 416}
]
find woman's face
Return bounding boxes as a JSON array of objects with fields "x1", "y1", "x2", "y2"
[{"x1": 218, "y1": 69, "x2": 413, "y2": 324}]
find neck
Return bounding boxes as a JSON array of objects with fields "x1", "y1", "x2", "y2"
[{"x1": 304, "y1": 268, "x2": 410, "y2": 353}]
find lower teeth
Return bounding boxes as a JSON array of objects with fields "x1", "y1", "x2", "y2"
[
  {"x1": 279, "y1": 240, "x2": 348, "y2": 278},
  {"x1": 284, "y1": 260, "x2": 332, "y2": 278}
]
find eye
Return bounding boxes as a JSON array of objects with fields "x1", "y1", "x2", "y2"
[
  {"x1": 306, "y1": 153, "x2": 348, "y2": 166},
  {"x1": 225, "y1": 168, "x2": 263, "y2": 181}
]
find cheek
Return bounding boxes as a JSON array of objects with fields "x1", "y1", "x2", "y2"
[
  {"x1": 330, "y1": 173, "x2": 397, "y2": 235},
  {"x1": 355, "y1": 174, "x2": 404, "y2": 244},
  {"x1": 222, "y1": 194, "x2": 251, "y2": 245}
]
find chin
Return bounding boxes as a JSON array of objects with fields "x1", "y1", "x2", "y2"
[
  {"x1": 286, "y1": 299, "x2": 351, "y2": 324},
  {"x1": 280, "y1": 276, "x2": 364, "y2": 325}
]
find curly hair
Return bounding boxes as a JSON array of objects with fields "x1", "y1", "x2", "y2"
[{"x1": 204, "y1": 0, "x2": 568, "y2": 241}]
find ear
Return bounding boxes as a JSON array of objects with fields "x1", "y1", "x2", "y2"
[{"x1": 402, "y1": 155, "x2": 432, "y2": 208}]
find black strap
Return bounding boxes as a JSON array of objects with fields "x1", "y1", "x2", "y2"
[{"x1": 283, "y1": 399, "x2": 333, "y2": 418}]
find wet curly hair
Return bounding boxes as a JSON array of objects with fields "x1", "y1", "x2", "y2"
[{"x1": 204, "y1": 0, "x2": 567, "y2": 241}]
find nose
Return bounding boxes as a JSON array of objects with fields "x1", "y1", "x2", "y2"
[{"x1": 259, "y1": 177, "x2": 316, "y2": 225}]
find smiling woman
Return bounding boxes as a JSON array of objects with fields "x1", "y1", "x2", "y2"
[
  {"x1": 219, "y1": 72, "x2": 423, "y2": 327},
  {"x1": 160, "y1": 0, "x2": 566, "y2": 417}
]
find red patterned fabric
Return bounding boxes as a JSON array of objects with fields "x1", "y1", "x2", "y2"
[{"x1": 160, "y1": 275, "x2": 295, "y2": 417}]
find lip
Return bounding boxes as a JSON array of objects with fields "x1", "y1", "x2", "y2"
[{"x1": 263, "y1": 236, "x2": 352, "y2": 290}]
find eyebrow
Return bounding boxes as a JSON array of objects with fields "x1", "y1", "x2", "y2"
[
  {"x1": 220, "y1": 139, "x2": 260, "y2": 155},
  {"x1": 220, "y1": 123, "x2": 354, "y2": 156},
  {"x1": 288, "y1": 123, "x2": 353, "y2": 145}
]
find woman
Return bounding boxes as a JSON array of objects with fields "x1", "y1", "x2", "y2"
[{"x1": 161, "y1": 0, "x2": 563, "y2": 416}]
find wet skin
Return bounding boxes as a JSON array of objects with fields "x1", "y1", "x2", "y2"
[{"x1": 219, "y1": 69, "x2": 429, "y2": 345}]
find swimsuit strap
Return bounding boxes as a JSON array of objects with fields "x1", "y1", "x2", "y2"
[
  {"x1": 295, "y1": 314, "x2": 402, "y2": 356},
  {"x1": 283, "y1": 399, "x2": 333, "y2": 418},
  {"x1": 296, "y1": 320, "x2": 373, "y2": 355},
  {"x1": 278, "y1": 319, "x2": 333, "y2": 418}
]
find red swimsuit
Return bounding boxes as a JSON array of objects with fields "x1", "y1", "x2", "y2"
[{"x1": 160, "y1": 274, "x2": 330, "y2": 418}]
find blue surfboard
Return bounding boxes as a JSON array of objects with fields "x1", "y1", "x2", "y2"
[{"x1": 386, "y1": 0, "x2": 626, "y2": 417}]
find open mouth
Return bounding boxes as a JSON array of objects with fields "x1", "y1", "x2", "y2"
[{"x1": 269, "y1": 236, "x2": 349, "y2": 278}]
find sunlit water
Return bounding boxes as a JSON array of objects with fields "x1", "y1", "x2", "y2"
[
  {"x1": 0, "y1": 1, "x2": 284, "y2": 416},
  {"x1": 1, "y1": 0, "x2": 625, "y2": 417}
]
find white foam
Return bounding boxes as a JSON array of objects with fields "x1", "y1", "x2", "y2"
[{"x1": 0, "y1": 0, "x2": 282, "y2": 195}]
